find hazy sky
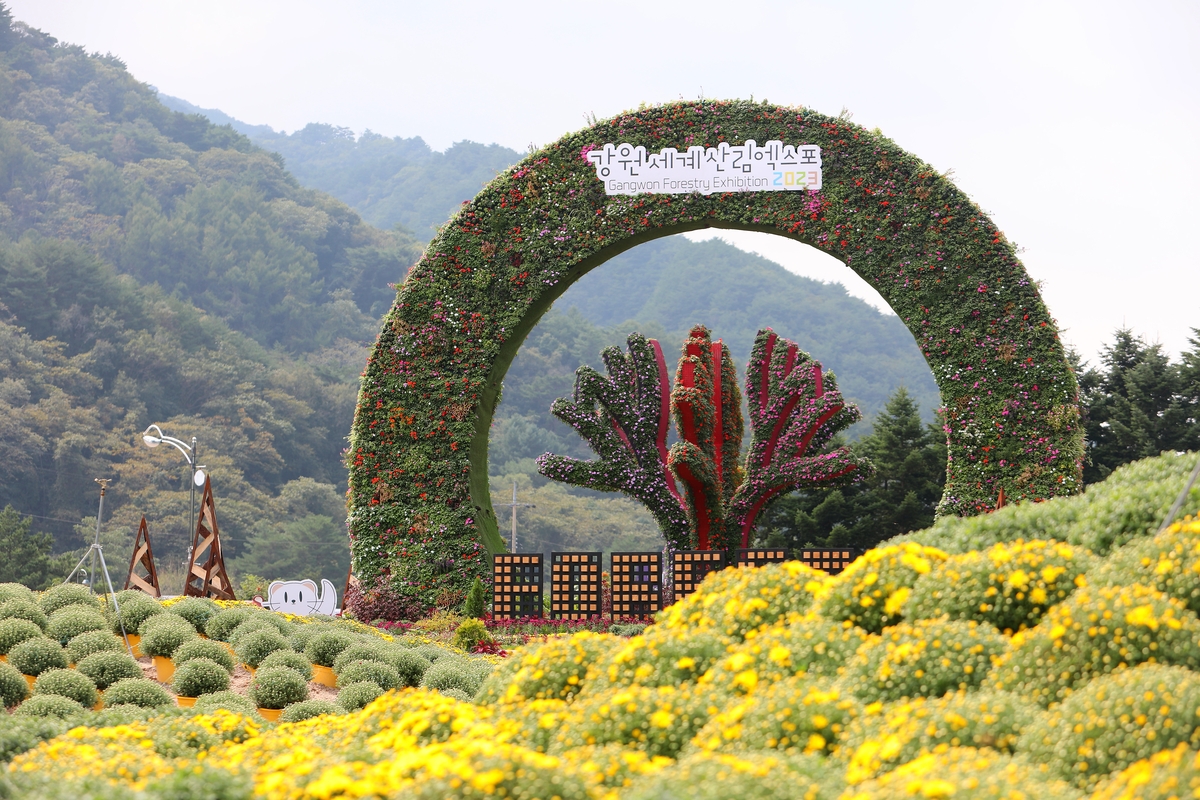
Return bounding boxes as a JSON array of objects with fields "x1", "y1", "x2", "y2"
[{"x1": 11, "y1": 0, "x2": 1199, "y2": 364}]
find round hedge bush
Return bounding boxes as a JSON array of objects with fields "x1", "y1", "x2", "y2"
[
  {"x1": 0, "y1": 582, "x2": 35, "y2": 605},
  {"x1": 101, "y1": 678, "x2": 174, "y2": 709},
  {"x1": 331, "y1": 642, "x2": 390, "y2": 675},
  {"x1": 171, "y1": 638, "x2": 234, "y2": 674},
  {"x1": 706, "y1": 616, "x2": 869, "y2": 692},
  {"x1": 439, "y1": 688, "x2": 473, "y2": 702},
  {"x1": 336, "y1": 659, "x2": 401, "y2": 691},
  {"x1": 66, "y1": 629, "x2": 123, "y2": 663},
  {"x1": 385, "y1": 648, "x2": 432, "y2": 689},
  {"x1": 0, "y1": 600, "x2": 48, "y2": 631},
  {"x1": 247, "y1": 666, "x2": 308, "y2": 710},
  {"x1": 279, "y1": 699, "x2": 344, "y2": 723},
  {"x1": 0, "y1": 659, "x2": 29, "y2": 707},
  {"x1": 286, "y1": 624, "x2": 324, "y2": 654},
  {"x1": 585, "y1": 629, "x2": 728, "y2": 695},
  {"x1": 204, "y1": 607, "x2": 254, "y2": 642},
  {"x1": 0, "y1": 617, "x2": 44, "y2": 655},
  {"x1": 14, "y1": 693, "x2": 85, "y2": 720},
  {"x1": 843, "y1": 617, "x2": 1007, "y2": 703},
  {"x1": 622, "y1": 750, "x2": 829, "y2": 800},
  {"x1": 193, "y1": 690, "x2": 258, "y2": 717},
  {"x1": 415, "y1": 643, "x2": 454, "y2": 663},
  {"x1": 907, "y1": 539, "x2": 1094, "y2": 632},
  {"x1": 164, "y1": 597, "x2": 219, "y2": 632},
  {"x1": 39, "y1": 583, "x2": 100, "y2": 615},
  {"x1": 171, "y1": 658, "x2": 231, "y2": 697},
  {"x1": 75, "y1": 651, "x2": 143, "y2": 691},
  {"x1": 46, "y1": 605, "x2": 108, "y2": 644},
  {"x1": 257, "y1": 649, "x2": 312, "y2": 681},
  {"x1": 33, "y1": 667, "x2": 97, "y2": 708},
  {"x1": 137, "y1": 615, "x2": 196, "y2": 658},
  {"x1": 474, "y1": 633, "x2": 612, "y2": 705},
  {"x1": 421, "y1": 658, "x2": 485, "y2": 697},
  {"x1": 1090, "y1": 743, "x2": 1200, "y2": 800},
  {"x1": 816, "y1": 543, "x2": 950, "y2": 634},
  {"x1": 226, "y1": 613, "x2": 291, "y2": 644},
  {"x1": 112, "y1": 596, "x2": 162, "y2": 635},
  {"x1": 988, "y1": 583, "x2": 1200, "y2": 707},
  {"x1": 336, "y1": 681, "x2": 381, "y2": 711},
  {"x1": 845, "y1": 746, "x2": 1080, "y2": 800},
  {"x1": 304, "y1": 630, "x2": 355, "y2": 668},
  {"x1": 1090, "y1": 521, "x2": 1200, "y2": 615},
  {"x1": 1020, "y1": 663, "x2": 1200, "y2": 791},
  {"x1": 234, "y1": 628, "x2": 289, "y2": 669},
  {"x1": 8, "y1": 636, "x2": 68, "y2": 677}
]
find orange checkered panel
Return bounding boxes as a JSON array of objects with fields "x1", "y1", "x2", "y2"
[
  {"x1": 671, "y1": 550, "x2": 726, "y2": 600},
  {"x1": 550, "y1": 552, "x2": 602, "y2": 620},
  {"x1": 491, "y1": 553, "x2": 543, "y2": 620},
  {"x1": 735, "y1": 548, "x2": 789, "y2": 570},
  {"x1": 610, "y1": 552, "x2": 662, "y2": 620},
  {"x1": 796, "y1": 548, "x2": 863, "y2": 575}
]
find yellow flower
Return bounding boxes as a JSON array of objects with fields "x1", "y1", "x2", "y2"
[
  {"x1": 884, "y1": 587, "x2": 911, "y2": 616},
  {"x1": 1125, "y1": 604, "x2": 1159, "y2": 630},
  {"x1": 650, "y1": 711, "x2": 674, "y2": 729},
  {"x1": 733, "y1": 670, "x2": 758, "y2": 693}
]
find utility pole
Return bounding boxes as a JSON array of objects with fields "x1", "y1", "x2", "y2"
[{"x1": 494, "y1": 482, "x2": 535, "y2": 551}]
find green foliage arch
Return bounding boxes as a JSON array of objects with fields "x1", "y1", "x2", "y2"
[{"x1": 348, "y1": 100, "x2": 1083, "y2": 602}]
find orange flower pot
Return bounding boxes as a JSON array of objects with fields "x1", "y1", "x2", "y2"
[
  {"x1": 176, "y1": 696, "x2": 197, "y2": 708},
  {"x1": 125, "y1": 635, "x2": 142, "y2": 658},
  {"x1": 0, "y1": 654, "x2": 7, "y2": 663},
  {"x1": 257, "y1": 707, "x2": 283, "y2": 722},
  {"x1": 93, "y1": 700, "x2": 104, "y2": 711},
  {"x1": 311, "y1": 664, "x2": 337, "y2": 688},
  {"x1": 244, "y1": 665, "x2": 256, "y2": 676},
  {"x1": 23, "y1": 674, "x2": 35, "y2": 691},
  {"x1": 152, "y1": 656, "x2": 175, "y2": 683}
]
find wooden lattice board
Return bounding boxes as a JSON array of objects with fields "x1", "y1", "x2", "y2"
[
  {"x1": 671, "y1": 550, "x2": 726, "y2": 600},
  {"x1": 797, "y1": 548, "x2": 862, "y2": 575},
  {"x1": 550, "y1": 552, "x2": 602, "y2": 619},
  {"x1": 491, "y1": 553, "x2": 543, "y2": 619},
  {"x1": 736, "y1": 548, "x2": 789, "y2": 569},
  {"x1": 610, "y1": 552, "x2": 662, "y2": 619}
]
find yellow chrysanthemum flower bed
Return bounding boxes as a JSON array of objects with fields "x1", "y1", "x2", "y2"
[{"x1": 6, "y1": 513, "x2": 1200, "y2": 798}]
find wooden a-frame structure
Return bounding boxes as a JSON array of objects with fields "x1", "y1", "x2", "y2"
[
  {"x1": 184, "y1": 478, "x2": 236, "y2": 600},
  {"x1": 123, "y1": 516, "x2": 161, "y2": 597}
]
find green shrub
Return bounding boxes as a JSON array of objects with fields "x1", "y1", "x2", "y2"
[
  {"x1": 463, "y1": 576, "x2": 486, "y2": 619},
  {"x1": 164, "y1": 597, "x2": 219, "y2": 632},
  {"x1": 415, "y1": 643, "x2": 454, "y2": 663},
  {"x1": 609, "y1": 623, "x2": 649, "y2": 637},
  {"x1": 1090, "y1": 522, "x2": 1200, "y2": 615},
  {"x1": 0, "y1": 716, "x2": 67, "y2": 762},
  {"x1": 837, "y1": 690, "x2": 1035, "y2": 784},
  {"x1": 137, "y1": 615, "x2": 196, "y2": 658},
  {"x1": 111, "y1": 597, "x2": 162, "y2": 635},
  {"x1": 75, "y1": 651, "x2": 141, "y2": 691},
  {"x1": 843, "y1": 617, "x2": 1007, "y2": 703},
  {"x1": 0, "y1": 582, "x2": 36, "y2": 605},
  {"x1": 816, "y1": 543, "x2": 949, "y2": 634},
  {"x1": 193, "y1": 690, "x2": 258, "y2": 717},
  {"x1": 304, "y1": 630, "x2": 355, "y2": 668},
  {"x1": 331, "y1": 642, "x2": 390, "y2": 675},
  {"x1": 247, "y1": 666, "x2": 308, "y2": 709},
  {"x1": 1090, "y1": 743, "x2": 1200, "y2": 800},
  {"x1": 90, "y1": 704, "x2": 179, "y2": 728},
  {"x1": 1020, "y1": 664, "x2": 1200, "y2": 791},
  {"x1": 257, "y1": 649, "x2": 312, "y2": 681},
  {"x1": 336, "y1": 681, "x2": 382, "y2": 711},
  {"x1": 451, "y1": 618, "x2": 491, "y2": 652},
  {"x1": 337, "y1": 659, "x2": 401, "y2": 691},
  {"x1": 171, "y1": 638, "x2": 234, "y2": 674},
  {"x1": 688, "y1": 676, "x2": 850, "y2": 759},
  {"x1": 844, "y1": 746, "x2": 1080, "y2": 800},
  {"x1": 989, "y1": 584, "x2": 1200, "y2": 707},
  {"x1": 474, "y1": 632, "x2": 613, "y2": 704},
  {"x1": 33, "y1": 668, "x2": 97, "y2": 708},
  {"x1": 204, "y1": 607, "x2": 254, "y2": 642},
  {"x1": 39, "y1": 584, "x2": 101, "y2": 616},
  {"x1": 279, "y1": 700, "x2": 344, "y2": 723},
  {"x1": 234, "y1": 628, "x2": 288, "y2": 669},
  {"x1": 0, "y1": 618, "x2": 44, "y2": 656},
  {"x1": 555, "y1": 683, "x2": 727, "y2": 760},
  {"x1": 101, "y1": 678, "x2": 174, "y2": 709},
  {"x1": 584, "y1": 629, "x2": 727, "y2": 694},
  {"x1": 0, "y1": 661, "x2": 28, "y2": 707},
  {"x1": 907, "y1": 539, "x2": 1094, "y2": 632},
  {"x1": 661, "y1": 562, "x2": 827, "y2": 641},
  {"x1": 171, "y1": 658, "x2": 231, "y2": 697},
  {"x1": 46, "y1": 605, "x2": 107, "y2": 644},
  {"x1": 287, "y1": 624, "x2": 324, "y2": 654},
  {"x1": 13, "y1": 694, "x2": 84, "y2": 720},
  {"x1": 439, "y1": 688, "x2": 473, "y2": 702},
  {"x1": 226, "y1": 613, "x2": 291, "y2": 644},
  {"x1": 0, "y1": 600, "x2": 47, "y2": 631},
  {"x1": 7, "y1": 637, "x2": 68, "y2": 676},
  {"x1": 66, "y1": 629, "x2": 123, "y2": 663},
  {"x1": 706, "y1": 616, "x2": 869, "y2": 692},
  {"x1": 383, "y1": 648, "x2": 431, "y2": 688},
  {"x1": 421, "y1": 658, "x2": 485, "y2": 697}
]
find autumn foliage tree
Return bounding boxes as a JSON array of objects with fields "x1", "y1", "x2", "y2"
[{"x1": 537, "y1": 326, "x2": 872, "y2": 552}]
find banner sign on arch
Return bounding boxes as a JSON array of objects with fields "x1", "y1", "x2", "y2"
[{"x1": 588, "y1": 139, "x2": 822, "y2": 196}]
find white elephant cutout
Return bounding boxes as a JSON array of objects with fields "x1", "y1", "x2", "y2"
[{"x1": 264, "y1": 578, "x2": 338, "y2": 616}]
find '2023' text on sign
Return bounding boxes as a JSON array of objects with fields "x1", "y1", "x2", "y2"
[{"x1": 587, "y1": 140, "x2": 822, "y2": 196}]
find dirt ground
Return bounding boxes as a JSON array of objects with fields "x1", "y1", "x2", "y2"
[{"x1": 135, "y1": 650, "x2": 340, "y2": 705}]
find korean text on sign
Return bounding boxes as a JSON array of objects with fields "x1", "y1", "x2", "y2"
[{"x1": 587, "y1": 140, "x2": 822, "y2": 196}]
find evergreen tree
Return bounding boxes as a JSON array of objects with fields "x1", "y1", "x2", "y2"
[
  {"x1": 0, "y1": 505, "x2": 72, "y2": 589},
  {"x1": 758, "y1": 387, "x2": 946, "y2": 551},
  {"x1": 462, "y1": 577, "x2": 486, "y2": 619}
]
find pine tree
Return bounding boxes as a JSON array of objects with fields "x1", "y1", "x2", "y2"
[
  {"x1": 463, "y1": 577, "x2": 486, "y2": 619},
  {"x1": 0, "y1": 505, "x2": 71, "y2": 589}
]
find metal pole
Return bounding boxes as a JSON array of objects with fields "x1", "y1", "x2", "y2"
[
  {"x1": 187, "y1": 437, "x2": 197, "y2": 595},
  {"x1": 511, "y1": 482, "x2": 518, "y2": 552},
  {"x1": 1159, "y1": 453, "x2": 1200, "y2": 533}
]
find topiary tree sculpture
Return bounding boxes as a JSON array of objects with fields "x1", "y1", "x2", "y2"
[{"x1": 538, "y1": 326, "x2": 871, "y2": 551}]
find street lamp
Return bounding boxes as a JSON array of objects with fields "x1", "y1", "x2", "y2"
[{"x1": 141, "y1": 425, "x2": 207, "y2": 582}]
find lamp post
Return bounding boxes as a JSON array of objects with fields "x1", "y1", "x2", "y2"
[{"x1": 141, "y1": 425, "x2": 207, "y2": 585}]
